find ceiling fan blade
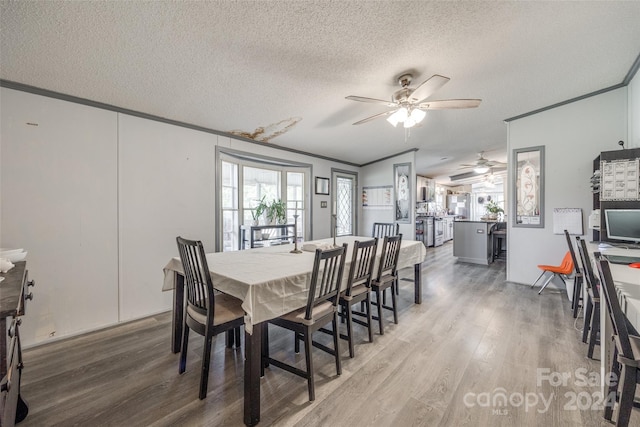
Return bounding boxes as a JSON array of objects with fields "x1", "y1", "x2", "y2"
[
  {"x1": 418, "y1": 99, "x2": 482, "y2": 110},
  {"x1": 352, "y1": 110, "x2": 395, "y2": 125},
  {"x1": 345, "y1": 95, "x2": 397, "y2": 107},
  {"x1": 408, "y1": 74, "x2": 450, "y2": 103}
]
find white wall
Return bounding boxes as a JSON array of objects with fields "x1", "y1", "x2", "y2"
[
  {"x1": 629, "y1": 69, "x2": 640, "y2": 149},
  {"x1": 507, "y1": 87, "x2": 628, "y2": 284},
  {"x1": 1, "y1": 88, "x2": 119, "y2": 344},
  {"x1": 359, "y1": 151, "x2": 416, "y2": 239},
  {"x1": 0, "y1": 88, "x2": 360, "y2": 346},
  {"x1": 118, "y1": 115, "x2": 218, "y2": 321}
]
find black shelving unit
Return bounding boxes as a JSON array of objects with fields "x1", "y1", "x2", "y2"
[
  {"x1": 239, "y1": 224, "x2": 296, "y2": 249},
  {"x1": 592, "y1": 147, "x2": 640, "y2": 242}
]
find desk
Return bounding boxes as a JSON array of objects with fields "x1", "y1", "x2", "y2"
[
  {"x1": 587, "y1": 244, "x2": 640, "y2": 394},
  {"x1": 162, "y1": 236, "x2": 426, "y2": 426}
]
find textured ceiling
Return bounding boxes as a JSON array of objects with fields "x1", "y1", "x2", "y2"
[{"x1": 2, "y1": 1, "x2": 640, "y2": 184}]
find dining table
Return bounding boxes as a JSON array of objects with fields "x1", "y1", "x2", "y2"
[{"x1": 162, "y1": 235, "x2": 427, "y2": 426}]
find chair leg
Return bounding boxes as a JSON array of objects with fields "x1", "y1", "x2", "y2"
[
  {"x1": 572, "y1": 277, "x2": 582, "y2": 318},
  {"x1": 391, "y1": 283, "x2": 398, "y2": 324},
  {"x1": 332, "y1": 313, "x2": 342, "y2": 375},
  {"x1": 587, "y1": 303, "x2": 599, "y2": 359},
  {"x1": 345, "y1": 302, "x2": 354, "y2": 358},
  {"x1": 615, "y1": 366, "x2": 637, "y2": 427},
  {"x1": 605, "y1": 348, "x2": 621, "y2": 421},
  {"x1": 365, "y1": 294, "x2": 374, "y2": 343},
  {"x1": 531, "y1": 271, "x2": 546, "y2": 288},
  {"x1": 375, "y1": 288, "x2": 384, "y2": 335},
  {"x1": 179, "y1": 324, "x2": 190, "y2": 374},
  {"x1": 199, "y1": 331, "x2": 214, "y2": 400},
  {"x1": 538, "y1": 274, "x2": 555, "y2": 295},
  {"x1": 226, "y1": 329, "x2": 234, "y2": 348},
  {"x1": 582, "y1": 296, "x2": 593, "y2": 343},
  {"x1": 235, "y1": 326, "x2": 241, "y2": 348},
  {"x1": 304, "y1": 330, "x2": 315, "y2": 401},
  {"x1": 295, "y1": 331, "x2": 301, "y2": 353}
]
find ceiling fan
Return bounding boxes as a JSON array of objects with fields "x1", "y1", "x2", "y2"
[
  {"x1": 460, "y1": 152, "x2": 507, "y2": 174},
  {"x1": 346, "y1": 73, "x2": 481, "y2": 128}
]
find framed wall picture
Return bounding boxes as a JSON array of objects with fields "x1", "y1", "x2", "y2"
[
  {"x1": 393, "y1": 162, "x2": 411, "y2": 223},
  {"x1": 513, "y1": 145, "x2": 545, "y2": 228},
  {"x1": 315, "y1": 177, "x2": 330, "y2": 195}
]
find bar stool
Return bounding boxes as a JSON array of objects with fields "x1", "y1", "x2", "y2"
[{"x1": 492, "y1": 222, "x2": 507, "y2": 261}]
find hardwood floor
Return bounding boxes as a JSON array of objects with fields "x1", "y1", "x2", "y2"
[{"x1": 19, "y1": 241, "x2": 631, "y2": 426}]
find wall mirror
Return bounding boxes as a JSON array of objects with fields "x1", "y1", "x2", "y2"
[
  {"x1": 315, "y1": 177, "x2": 329, "y2": 195},
  {"x1": 513, "y1": 145, "x2": 545, "y2": 228}
]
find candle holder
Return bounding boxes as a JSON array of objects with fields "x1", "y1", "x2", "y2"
[
  {"x1": 290, "y1": 214, "x2": 302, "y2": 254},
  {"x1": 332, "y1": 214, "x2": 338, "y2": 247}
]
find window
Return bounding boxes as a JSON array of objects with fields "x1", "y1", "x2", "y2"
[{"x1": 217, "y1": 149, "x2": 310, "y2": 251}]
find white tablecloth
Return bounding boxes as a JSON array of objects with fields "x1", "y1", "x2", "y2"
[{"x1": 163, "y1": 236, "x2": 426, "y2": 332}]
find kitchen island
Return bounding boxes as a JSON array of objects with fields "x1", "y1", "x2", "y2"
[{"x1": 452, "y1": 220, "x2": 496, "y2": 265}]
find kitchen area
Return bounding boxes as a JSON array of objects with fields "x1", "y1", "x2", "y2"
[
  {"x1": 415, "y1": 174, "x2": 506, "y2": 264},
  {"x1": 415, "y1": 176, "x2": 466, "y2": 248}
]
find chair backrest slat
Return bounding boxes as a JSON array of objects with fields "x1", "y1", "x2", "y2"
[
  {"x1": 564, "y1": 230, "x2": 581, "y2": 275},
  {"x1": 576, "y1": 237, "x2": 599, "y2": 299},
  {"x1": 376, "y1": 234, "x2": 402, "y2": 281},
  {"x1": 345, "y1": 238, "x2": 378, "y2": 296},
  {"x1": 177, "y1": 236, "x2": 215, "y2": 321},
  {"x1": 595, "y1": 253, "x2": 635, "y2": 359},
  {"x1": 372, "y1": 222, "x2": 399, "y2": 239},
  {"x1": 304, "y1": 243, "x2": 347, "y2": 320}
]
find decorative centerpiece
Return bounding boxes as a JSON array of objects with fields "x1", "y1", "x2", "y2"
[{"x1": 485, "y1": 200, "x2": 504, "y2": 220}]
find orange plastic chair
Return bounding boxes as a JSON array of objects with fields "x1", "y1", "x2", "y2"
[{"x1": 531, "y1": 251, "x2": 574, "y2": 295}]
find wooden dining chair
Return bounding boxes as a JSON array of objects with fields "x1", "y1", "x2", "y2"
[
  {"x1": 595, "y1": 253, "x2": 640, "y2": 427},
  {"x1": 575, "y1": 237, "x2": 600, "y2": 359},
  {"x1": 371, "y1": 222, "x2": 399, "y2": 239},
  {"x1": 564, "y1": 230, "x2": 584, "y2": 317},
  {"x1": 371, "y1": 234, "x2": 402, "y2": 335},
  {"x1": 338, "y1": 238, "x2": 378, "y2": 358},
  {"x1": 176, "y1": 236, "x2": 245, "y2": 400},
  {"x1": 263, "y1": 244, "x2": 347, "y2": 401}
]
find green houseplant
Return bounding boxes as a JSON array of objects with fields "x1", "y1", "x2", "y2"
[
  {"x1": 251, "y1": 196, "x2": 268, "y2": 225},
  {"x1": 485, "y1": 200, "x2": 504, "y2": 219},
  {"x1": 267, "y1": 199, "x2": 287, "y2": 224}
]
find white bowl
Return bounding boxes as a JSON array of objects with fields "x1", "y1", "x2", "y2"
[{"x1": 0, "y1": 249, "x2": 27, "y2": 263}]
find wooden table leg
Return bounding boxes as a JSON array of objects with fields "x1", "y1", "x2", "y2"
[
  {"x1": 414, "y1": 262, "x2": 422, "y2": 304},
  {"x1": 171, "y1": 273, "x2": 185, "y2": 354},
  {"x1": 244, "y1": 323, "x2": 262, "y2": 426}
]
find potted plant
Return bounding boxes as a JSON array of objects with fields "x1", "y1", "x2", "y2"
[
  {"x1": 251, "y1": 196, "x2": 268, "y2": 226},
  {"x1": 485, "y1": 200, "x2": 504, "y2": 220},
  {"x1": 267, "y1": 199, "x2": 287, "y2": 224}
]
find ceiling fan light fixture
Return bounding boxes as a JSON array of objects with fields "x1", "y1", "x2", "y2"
[
  {"x1": 403, "y1": 117, "x2": 416, "y2": 128},
  {"x1": 410, "y1": 108, "x2": 426, "y2": 124},
  {"x1": 474, "y1": 165, "x2": 490, "y2": 174},
  {"x1": 386, "y1": 107, "x2": 409, "y2": 127}
]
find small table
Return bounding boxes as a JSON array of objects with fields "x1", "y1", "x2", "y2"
[{"x1": 163, "y1": 236, "x2": 426, "y2": 426}]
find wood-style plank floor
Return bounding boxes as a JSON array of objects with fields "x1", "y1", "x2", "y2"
[{"x1": 19, "y1": 241, "x2": 633, "y2": 426}]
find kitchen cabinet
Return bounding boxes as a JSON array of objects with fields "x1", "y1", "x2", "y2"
[
  {"x1": 453, "y1": 221, "x2": 493, "y2": 265},
  {"x1": 443, "y1": 217, "x2": 454, "y2": 241}
]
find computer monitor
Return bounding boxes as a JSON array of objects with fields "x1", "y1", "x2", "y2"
[{"x1": 605, "y1": 209, "x2": 640, "y2": 243}]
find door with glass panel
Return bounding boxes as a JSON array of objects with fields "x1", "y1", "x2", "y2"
[{"x1": 332, "y1": 170, "x2": 357, "y2": 236}]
